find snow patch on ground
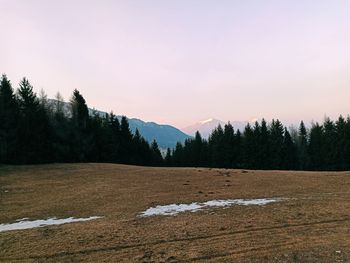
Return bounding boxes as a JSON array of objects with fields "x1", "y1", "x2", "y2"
[
  {"x1": 140, "y1": 198, "x2": 284, "y2": 217},
  {"x1": 0, "y1": 216, "x2": 102, "y2": 232}
]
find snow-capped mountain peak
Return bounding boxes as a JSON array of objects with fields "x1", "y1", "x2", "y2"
[{"x1": 182, "y1": 118, "x2": 253, "y2": 138}]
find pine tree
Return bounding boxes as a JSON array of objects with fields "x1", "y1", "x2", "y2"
[
  {"x1": 308, "y1": 123, "x2": 324, "y2": 170},
  {"x1": 17, "y1": 78, "x2": 52, "y2": 163},
  {"x1": 269, "y1": 119, "x2": 284, "y2": 169},
  {"x1": 344, "y1": 117, "x2": 350, "y2": 170},
  {"x1": 209, "y1": 125, "x2": 225, "y2": 167},
  {"x1": 281, "y1": 128, "x2": 297, "y2": 170},
  {"x1": 71, "y1": 89, "x2": 89, "y2": 129},
  {"x1": 164, "y1": 148, "x2": 172, "y2": 166},
  {"x1": 223, "y1": 123, "x2": 235, "y2": 168},
  {"x1": 70, "y1": 89, "x2": 91, "y2": 161},
  {"x1": 132, "y1": 129, "x2": 143, "y2": 165},
  {"x1": 173, "y1": 142, "x2": 184, "y2": 166},
  {"x1": 323, "y1": 117, "x2": 336, "y2": 170},
  {"x1": 109, "y1": 113, "x2": 121, "y2": 163},
  {"x1": 151, "y1": 140, "x2": 163, "y2": 166},
  {"x1": 258, "y1": 119, "x2": 270, "y2": 169},
  {"x1": 234, "y1": 129, "x2": 242, "y2": 168},
  {"x1": 0, "y1": 75, "x2": 19, "y2": 163},
  {"x1": 298, "y1": 121, "x2": 308, "y2": 169},
  {"x1": 119, "y1": 116, "x2": 133, "y2": 163},
  {"x1": 335, "y1": 116, "x2": 348, "y2": 170},
  {"x1": 193, "y1": 131, "x2": 203, "y2": 167},
  {"x1": 242, "y1": 123, "x2": 254, "y2": 168},
  {"x1": 51, "y1": 92, "x2": 70, "y2": 162}
]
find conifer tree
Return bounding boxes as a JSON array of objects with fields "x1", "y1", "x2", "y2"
[
  {"x1": 173, "y1": 142, "x2": 184, "y2": 166},
  {"x1": 51, "y1": 92, "x2": 70, "y2": 162},
  {"x1": 298, "y1": 121, "x2": 308, "y2": 169},
  {"x1": 71, "y1": 89, "x2": 89, "y2": 129},
  {"x1": 259, "y1": 119, "x2": 270, "y2": 169},
  {"x1": 119, "y1": 116, "x2": 133, "y2": 163},
  {"x1": 132, "y1": 129, "x2": 143, "y2": 164},
  {"x1": 223, "y1": 123, "x2": 235, "y2": 168},
  {"x1": 193, "y1": 131, "x2": 203, "y2": 166},
  {"x1": 323, "y1": 118, "x2": 337, "y2": 170},
  {"x1": 151, "y1": 140, "x2": 163, "y2": 166},
  {"x1": 335, "y1": 116, "x2": 347, "y2": 170},
  {"x1": 209, "y1": 125, "x2": 225, "y2": 167},
  {"x1": 252, "y1": 121, "x2": 261, "y2": 168},
  {"x1": 281, "y1": 128, "x2": 297, "y2": 170},
  {"x1": 0, "y1": 75, "x2": 19, "y2": 163},
  {"x1": 17, "y1": 78, "x2": 52, "y2": 163},
  {"x1": 344, "y1": 117, "x2": 350, "y2": 170},
  {"x1": 269, "y1": 119, "x2": 284, "y2": 169},
  {"x1": 164, "y1": 148, "x2": 172, "y2": 166},
  {"x1": 234, "y1": 129, "x2": 242, "y2": 167},
  {"x1": 69, "y1": 89, "x2": 91, "y2": 161},
  {"x1": 308, "y1": 123, "x2": 324, "y2": 170},
  {"x1": 242, "y1": 123, "x2": 254, "y2": 168}
]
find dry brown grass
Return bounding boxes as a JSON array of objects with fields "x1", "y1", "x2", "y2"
[{"x1": 0, "y1": 163, "x2": 350, "y2": 262}]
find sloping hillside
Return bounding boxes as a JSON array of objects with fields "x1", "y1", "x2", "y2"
[{"x1": 48, "y1": 99, "x2": 190, "y2": 148}]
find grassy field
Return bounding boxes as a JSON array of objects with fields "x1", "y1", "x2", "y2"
[{"x1": 1, "y1": 164, "x2": 350, "y2": 262}]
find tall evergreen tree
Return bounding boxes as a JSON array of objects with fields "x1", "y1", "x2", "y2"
[
  {"x1": 151, "y1": 140, "x2": 163, "y2": 166},
  {"x1": 223, "y1": 123, "x2": 235, "y2": 168},
  {"x1": 344, "y1": 117, "x2": 350, "y2": 170},
  {"x1": 281, "y1": 128, "x2": 297, "y2": 170},
  {"x1": 209, "y1": 125, "x2": 225, "y2": 167},
  {"x1": 269, "y1": 119, "x2": 284, "y2": 169},
  {"x1": 119, "y1": 116, "x2": 133, "y2": 163},
  {"x1": 193, "y1": 131, "x2": 203, "y2": 167},
  {"x1": 298, "y1": 121, "x2": 308, "y2": 170},
  {"x1": 132, "y1": 129, "x2": 144, "y2": 165},
  {"x1": 173, "y1": 142, "x2": 184, "y2": 166},
  {"x1": 17, "y1": 78, "x2": 52, "y2": 163},
  {"x1": 164, "y1": 148, "x2": 172, "y2": 166},
  {"x1": 51, "y1": 92, "x2": 70, "y2": 162},
  {"x1": 259, "y1": 119, "x2": 270, "y2": 169},
  {"x1": 308, "y1": 123, "x2": 324, "y2": 170},
  {"x1": 69, "y1": 89, "x2": 91, "y2": 161},
  {"x1": 0, "y1": 75, "x2": 19, "y2": 163},
  {"x1": 242, "y1": 123, "x2": 254, "y2": 168},
  {"x1": 234, "y1": 129, "x2": 242, "y2": 167},
  {"x1": 110, "y1": 114, "x2": 121, "y2": 162},
  {"x1": 323, "y1": 118, "x2": 337, "y2": 170},
  {"x1": 335, "y1": 116, "x2": 348, "y2": 170},
  {"x1": 71, "y1": 89, "x2": 89, "y2": 129}
]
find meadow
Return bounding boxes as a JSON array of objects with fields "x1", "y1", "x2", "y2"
[{"x1": 1, "y1": 164, "x2": 349, "y2": 262}]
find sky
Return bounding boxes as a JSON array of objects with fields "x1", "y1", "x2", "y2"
[{"x1": 1, "y1": 0, "x2": 350, "y2": 128}]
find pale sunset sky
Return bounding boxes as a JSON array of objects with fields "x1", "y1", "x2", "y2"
[{"x1": 1, "y1": 0, "x2": 350, "y2": 128}]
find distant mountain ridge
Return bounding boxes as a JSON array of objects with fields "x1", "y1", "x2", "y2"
[
  {"x1": 125, "y1": 118, "x2": 190, "y2": 149},
  {"x1": 47, "y1": 99, "x2": 190, "y2": 149},
  {"x1": 182, "y1": 118, "x2": 252, "y2": 138}
]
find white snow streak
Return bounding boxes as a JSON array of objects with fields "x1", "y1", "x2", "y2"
[
  {"x1": 140, "y1": 198, "x2": 284, "y2": 217},
  {"x1": 0, "y1": 216, "x2": 102, "y2": 232}
]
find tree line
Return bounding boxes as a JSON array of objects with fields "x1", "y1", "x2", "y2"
[
  {"x1": 1, "y1": 74, "x2": 350, "y2": 171},
  {"x1": 165, "y1": 117, "x2": 350, "y2": 171},
  {"x1": 0, "y1": 75, "x2": 163, "y2": 165}
]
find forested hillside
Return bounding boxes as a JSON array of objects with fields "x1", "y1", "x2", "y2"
[
  {"x1": 46, "y1": 99, "x2": 190, "y2": 149},
  {"x1": 0, "y1": 75, "x2": 163, "y2": 165}
]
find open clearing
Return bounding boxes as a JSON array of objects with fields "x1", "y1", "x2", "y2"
[{"x1": 1, "y1": 164, "x2": 350, "y2": 262}]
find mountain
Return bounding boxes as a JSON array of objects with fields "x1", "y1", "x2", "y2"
[
  {"x1": 182, "y1": 118, "x2": 225, "y2": 138},
  {"x1": 47, "y1": 99, "x2": 190, "y2": 149},
  {"x1": 125, "y1": 118, "x2": 190, "y2": 149},
  {"x1": 182, "y1": 118, "x2": 250, "y2": 138}
]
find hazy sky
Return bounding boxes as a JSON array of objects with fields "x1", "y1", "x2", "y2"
[{"x1": 1, "y1": 0, "x2": 350, "y2": 128}]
